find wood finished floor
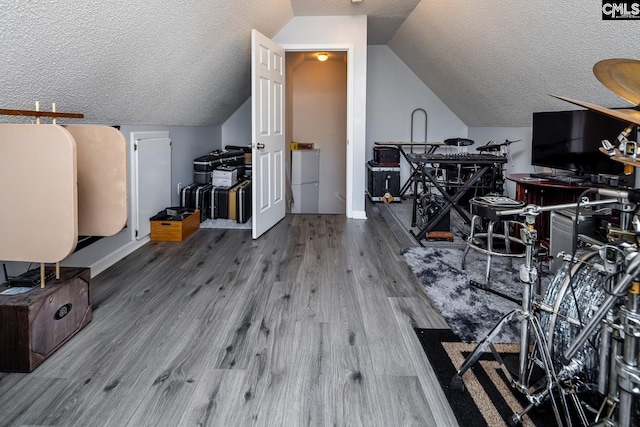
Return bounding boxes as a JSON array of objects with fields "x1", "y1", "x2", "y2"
[{"x1": 0, "y1": 205, "x2": 458, "y2": 427}]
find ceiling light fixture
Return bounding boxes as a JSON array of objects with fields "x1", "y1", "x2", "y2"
[
  {"x1": 352, "y1": 0, "x2": 363, "y2": 3},
  {"x1": 317, "y1": 53, "x2": 329, "y2": 62}
]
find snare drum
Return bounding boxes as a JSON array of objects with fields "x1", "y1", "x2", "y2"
[{"x1": 538, "y1": 249, "x2": 607, "y2": 385}]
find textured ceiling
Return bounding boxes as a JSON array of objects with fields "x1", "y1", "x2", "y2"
[
  {"x1": 0, "y1": 0, "x2": 293, "y2": 126},
  {"x1": 389, "y1": 0, "x2": 640, "y2": 127},
  {"x1": 1, "y1": 0, "x2": 638, "y2": 127}
]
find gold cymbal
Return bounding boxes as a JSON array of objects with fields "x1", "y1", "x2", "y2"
[
  {"x1": 552, "y1": 95, "x2": 640, "y2": 126},
  {"x1": 593, "y1": 58, "x2": 640, "y2": 105}
]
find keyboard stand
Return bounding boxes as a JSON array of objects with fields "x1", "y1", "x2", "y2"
[
  {"x1": 375, "y1": 142, "x2": 444, "y2": 198},
  {"x1": 405, "y1": 153, "x2": 507, "y2": 245}
]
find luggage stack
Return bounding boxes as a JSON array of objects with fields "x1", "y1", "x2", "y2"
[
  {"x1": 224, "y1": 145, "x2": 252, "y2": 178},
  {"x1": 212, "y1": 178, "x2": 252, "y2": 223},
  {"x1": 180, "y1": 183, "x2": 212, "y2": 222},
  {"x1": 181, "y1": 148, "x2": 252, "y2": 224},
  {"x1": 367, "y1": 146, "x2": 400, "y2": 202},
  {"x1": 193, "y1": 149, "x2": 245, "y2": 185}
]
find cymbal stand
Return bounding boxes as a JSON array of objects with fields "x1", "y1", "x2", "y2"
[{"x1": 451, "y1": 198, "x2": 621, "y2": 426}]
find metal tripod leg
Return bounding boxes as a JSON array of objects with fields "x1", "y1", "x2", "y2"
[
  {"x1": 509, "y1": 314, "x2": 573, "y2": 426},
  {"x1": 451, "y1": 308, "x2": 574, "y2": 426},
  {"x1": 450, "y1": 309, "x2": 520, "y2": 390}
]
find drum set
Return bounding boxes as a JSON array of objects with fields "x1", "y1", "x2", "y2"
[
  {"x1": 451, "y1": 187, "x2": 640, "y2": 426},
  {"x1": 451, "y1": 58, "x2": 640, "y2": 426}
]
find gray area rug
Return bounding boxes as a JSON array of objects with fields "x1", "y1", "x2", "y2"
[{"x1": 403, "y1": 246, "x2": 550, "y2": 343}]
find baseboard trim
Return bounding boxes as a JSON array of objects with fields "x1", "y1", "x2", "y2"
[
  {"x1": 88, "y1": 237, "x2": 150, "y2": 278},
  {"x1": 351, "y1": 210, "x2": 367, "y2": 220}
]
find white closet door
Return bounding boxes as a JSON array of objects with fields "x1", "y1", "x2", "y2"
[
  {"x1": 251, "y1": 29, "x2": 286, "y2": 239},
  {"x1": 131, "y1": 131, "x2": 171, "y2": 240}
]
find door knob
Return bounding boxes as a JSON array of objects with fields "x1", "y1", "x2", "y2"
[{"x1": 256, "y1": 143, "x2": 265, "y2": 149}]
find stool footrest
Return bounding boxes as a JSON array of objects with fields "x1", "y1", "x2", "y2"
[{"x1": 426, "y1": 231, "x2": 454, "y2": 241}]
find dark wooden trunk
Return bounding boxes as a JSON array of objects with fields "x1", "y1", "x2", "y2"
[{"x1": 0, "y1": 267, "x2": 91, "y2": 372}]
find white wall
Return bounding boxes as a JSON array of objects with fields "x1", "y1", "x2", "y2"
[
  {"x1": 366, "y1": 45, "x2": 468, "y2": 186},
  {"x1": 292, "y1": 58, "x2": 347, "y2": 214},
  {"x1": 467, "y1": 127, "x2": 534, "y2": 199},
  {"x1": 222, "y1": 100, "x2": 251, "y2": 148},
  {"x1": 275, "y1": 15, "x2": 368, "y2": 219}
]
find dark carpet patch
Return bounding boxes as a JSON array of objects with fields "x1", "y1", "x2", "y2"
[
  {"x1": 414, "y1": 328, "x2": 557, "y2": 427},
  {"x1": 404, "y1": 246, "x2": 549, "y2": 343}
]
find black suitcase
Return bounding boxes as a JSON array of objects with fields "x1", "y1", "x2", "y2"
[
  {"x1": 194, "y1": 184, "x2": 212, "y2": 222},
  {"x1": 193, "y1": 170, "x2": 211, "y2": 185},
  {"x1": 236, "y1": 179, "x2": 252, "y2": 224},
  {"x1": 193, "y1": 149, "x2": 245, "y2": 172},
  {"x1": 213, "y1": 187, "x2": 230, "y2": 219},
  {"x1": 227, "y1": 181, "x2": 245, "y2": 221},
  {"x1": 224, "y1": 145, "x2": 251, "y2": 153},
  {"x1": 187, "y1": 185, "x2": 201, "y2": 210},
  {"x1": 180, "y1": 183, "x2": 199, "y2": 208}
]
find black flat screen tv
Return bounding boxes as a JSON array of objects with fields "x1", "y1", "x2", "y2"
[{"x1": 531, "y1": 109, "x2": 636, "y2": 176}]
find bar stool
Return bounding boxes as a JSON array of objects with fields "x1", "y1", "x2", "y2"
[{"x1": 462, "y1": 195, "x2": 526, "y2": 286}]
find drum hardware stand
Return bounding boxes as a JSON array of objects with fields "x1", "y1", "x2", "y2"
[
  {"x1": 451, "y1": 204, "x2": 574, "y2": 425},
  {"x1": 451, "y1": 198, "x2": 621, "y2": 426},
  {"x1": 615, "y1": 286, "x2": 640, "y2": 427},
  {"x1": 592, "y1": 307, "x2": 622, "y2": 424}
]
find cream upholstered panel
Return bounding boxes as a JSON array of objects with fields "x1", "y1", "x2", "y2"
[
  {"x1": 64, "y1": 125, "x2": 128, "y2": 236},
  {"x1": 0, "y1": 124, "x2": 78, "y2": 263}
]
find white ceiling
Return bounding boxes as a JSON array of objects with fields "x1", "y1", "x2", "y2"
[
  {"x1": 290, "y1": 0, "x2": 421, "y2": 45},
  {"x1": 1, "y1": 0, "x2": 638, "y2": 127}
]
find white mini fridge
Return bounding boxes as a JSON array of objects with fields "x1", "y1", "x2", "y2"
[{"x1": 291, "y1": 149, "x2": 319, "y2": 214}]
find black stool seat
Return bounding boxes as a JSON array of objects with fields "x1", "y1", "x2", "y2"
[
  {"x1": 469, "y1": 196, "x2": 525, "y2": 220},
  {"x1": 462, "y1": 196, "x2": 526, "y2": 286}
]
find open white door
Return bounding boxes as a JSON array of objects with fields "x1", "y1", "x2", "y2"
[{"x1": 251, "y1": 29, "x2": 286, "y2": 239}]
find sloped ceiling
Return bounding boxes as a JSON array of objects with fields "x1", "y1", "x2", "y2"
[
  {"x1": 1, "y1": 0, "x2": 638, "y2": 127},
  {"x1": 389, "y1": 0, "x2": 640, "y2": 127},
  {"x1": 0, "y1": 0, "x2": 293, "y2": 126}
]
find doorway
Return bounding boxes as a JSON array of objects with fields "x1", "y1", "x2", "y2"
[{"x1": 285, "y1": 51, "x2": 348, "y2": 214}]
